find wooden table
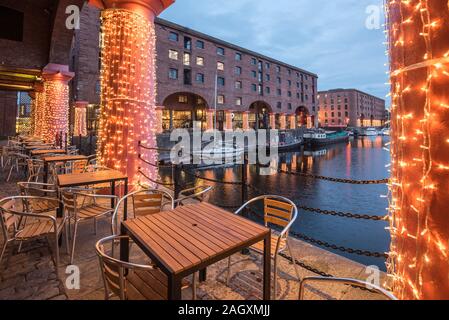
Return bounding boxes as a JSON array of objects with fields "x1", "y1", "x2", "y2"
[
  {"x1": 42, "y1": 155, "x2": 88, "y2": 183},
  {"x1": 57, "y1": 169, "x2": 128, "y2": 211},
  {"x1": 31, "y1": 149, "x2": 65, "y2": 156},
  {"x1": 120, "y1": 202, "x2": 271, "y2": 300}
]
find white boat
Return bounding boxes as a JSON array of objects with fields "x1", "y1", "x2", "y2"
[
  {"x1": 362, "y1": 128, "x2": 379, "y2": 136},
  {"x1": 193, "y1": 142, "x2": 244, "y2": 163}
]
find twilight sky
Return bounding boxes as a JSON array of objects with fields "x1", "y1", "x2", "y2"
[{"x1": 160, "y1": 0, "x2": 389, "y2": 104}]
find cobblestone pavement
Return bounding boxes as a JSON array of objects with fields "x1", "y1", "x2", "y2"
[{"x1": 0, "y1": 151, "x2": 388, "y2": 300}]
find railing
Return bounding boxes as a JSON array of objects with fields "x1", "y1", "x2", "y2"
[{"x1": 137, "y1": 141, "x2": 390, "y2": 279}]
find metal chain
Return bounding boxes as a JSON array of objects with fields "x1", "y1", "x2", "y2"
[
  {"x1": 278, "y1": 169, "x2": 389, "y2": 185},
  {"x1": 289, "y1": 231, "x2": 389, "y2": 259},
  {"x1": 298, "y1": 206, "x2": 388, "y2": 221}
]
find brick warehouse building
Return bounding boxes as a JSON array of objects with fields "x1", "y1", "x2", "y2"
[
  {"x1": 71, "y1": 3, "x2": 319, "y2": 133},
  {"x1": 0, "y1": 1, "x2": 318, "y2": 137},
  {"x1": 317, "y1": 89, "x2": 386, "y2": 128}
]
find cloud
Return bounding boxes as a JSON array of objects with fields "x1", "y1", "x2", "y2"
[{"x1": 161, "y1": 0, "x2": 389, "y2": 102}]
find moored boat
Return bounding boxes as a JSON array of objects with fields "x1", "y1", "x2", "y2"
[{"x1": 303, "y1": 130, "x2": 350, "y2": 147}]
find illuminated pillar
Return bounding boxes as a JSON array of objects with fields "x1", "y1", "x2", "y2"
[
  {"x1": 206, "y1": 109, "x2": 214, "y2": 131},
  {"x1": 280, "y1": 113, "x2": 286, "y2": 130},
  {"x1": 269, "y1": 113, "x2": 276, "y2": 129},
  {"x1": 74, "y1": 101, "x2": 88, "y2": 137},
  {"x1": 41, "y1": 64, "x2": 74, "y2": 144},
  {"x1": 224, "y1": 110, "x2": 233, "y2": 131},
  {"x1": 33, "y1": 83, "x2": 45, "y2": 138},
  {"x1": 387, "y1": 0, "x2": 449, "y2": 300},
  {"x1": 93, "y1": 0, "x2": 175, "y2": 185},
  {"x1": 28, "y1": 91, "x2": 36, "y2": 135},
  {"x1": 155, "y1": 107, "x2": 164, "y2": 134},
  {"x1": 242, "y1": 111, "x2": 250, "y2": 131},
  {"x1": 289, "y1": 115, "x2": 296, "y2": 130}
]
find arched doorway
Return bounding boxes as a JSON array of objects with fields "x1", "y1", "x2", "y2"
[
  {"x1": 295, "y1": 106, "x2": 310, "y2": 127},
  {"x1": 162, "y1": 92, "x2": 209, "y2": 130},
  {"x1": 249, "y1": 101, "x2": 272, "y2": 130}
]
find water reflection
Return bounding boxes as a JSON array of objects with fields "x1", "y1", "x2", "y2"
[{"x1": 161, "y1": 136, "x2": 391, "y2": 269}]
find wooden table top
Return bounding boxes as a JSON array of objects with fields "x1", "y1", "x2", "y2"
[
  {"x1": 31, "y1": 149, "x2": 66, "y2": 156},
  {"x1": 122, "y1": 202, "x2": 270, "y2": 277},
  {"x1": 43, "y1": 155, "x2": 87, "y2": 163},
  {"x1": 57, "y1": 169, "x2": 127, "y2": 188}
]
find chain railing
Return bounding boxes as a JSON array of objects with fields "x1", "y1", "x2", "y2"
[{"x1": 136, "y1": 143, "x2": 390, "y2": 269}]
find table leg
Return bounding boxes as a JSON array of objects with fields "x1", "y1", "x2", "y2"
[
  {"x1": 120, "y1": 224, "x2": 129, "y2": 263},
  {"x1": 168, "y1": 275, "x2": 182, "y2": 300},
  {"x1": 199, "y1": 268, "x2": 207, "y2": 282},
  {"x1": 43, "y1": 162, "x2": 48, "y2": 184},
  {"x1": 111, "y1": 181, "x2": 116, "y2": 209},
  {"x1": 263, "y1": 231, "x2": 271, "y2": 300},
  {"x1": 123, "y1": 178, "x2": 128, "y2": 220}
]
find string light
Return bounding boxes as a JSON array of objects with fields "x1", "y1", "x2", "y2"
[
  {"x1": 385, "y1": 0, "x2": 449, "y2": 300},
  {"x1": 74, "y1": 102, "x2": 88, "y2": 137},
  {"x1": 97, "y1": 8, "x2": 159, "y2": 186}
]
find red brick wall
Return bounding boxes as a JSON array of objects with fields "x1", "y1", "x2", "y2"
[{"x1": 0, "y1": 90, "x2": 17, "y2": 137}]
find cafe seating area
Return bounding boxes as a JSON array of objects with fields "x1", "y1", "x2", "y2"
[{"x1": 0, "y1": 135, "x2": 394, "y2": 300}]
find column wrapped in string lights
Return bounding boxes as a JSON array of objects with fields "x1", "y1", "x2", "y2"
[
  {"x1": 94, "y1": 0, "x2": 174, "y2": 185},
  {"x1": 269, "y1": 113, "x2": 276, "y2": 129},
  {"x1": 33, "y1": 83, "x2": 45, "y2": 138},
  {"x1": 74, "y1": 101, "x2": 88, "y2": 137},
  {"x1": 41, "y1": 64, "x2": 74, "y2": 144},
  {"x1": 386, "y1": 0, "x2": 449, "y2": 300},
  {"x1": 28, "y1": 91, "x2": 36, "y2": 135}
]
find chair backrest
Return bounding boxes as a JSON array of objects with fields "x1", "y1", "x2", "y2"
[
  {"x1": 112, "y1": 189, "x2": 174, "y2": 235},
  {"x1": 67, "y1": 160, "x2": 87, "y2": 174},
  {"x1": 0, "y1": 198, "x2": 18, "y2": 240},
  {"x1": 236, "y1": 195, "x2": 298, "y2": 238},
  {"x1": 95, "y1": 235, "x2": 154, "y2": 300},
  {"x1": 176, "y1": 185, "x2": 213, "y2": 206},
  {"x1": 18, "y1": 182, "x2": 57, "y2": 198},
  {"x1": 298, "y1": 277, "x2": 398, "y2": 300}
]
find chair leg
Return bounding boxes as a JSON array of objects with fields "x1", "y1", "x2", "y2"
[
  {"x1": 273, "y1": 255, "x2": 278, "y2": 300},
  {"x1": 192, "y1": 272, "x2": 197, "y2": 301},
  {"x1": 0, "y1": 242, "x2": 8, "y2": 266},
  {"x1": 54, "y1": 234, "x2": 60, "y2": 268},
  {"x1": 6, "y1": 165, "x2": 14, "y2": 182},
  {"x1": 287, "y1": 241, "x2": 301, "y2": 281},
  {"x1": 65, "y1": 221, "x2": 70, "y2": 254},
  {"x1": 17, "y1": 241, "x2": 23, "y2": 253},
  {"x1": 226, "y1": 256, "x2": 232, "y2": 285},
  {"x1": 70, "y1": 221, "x2": 79, "y2": 265}
]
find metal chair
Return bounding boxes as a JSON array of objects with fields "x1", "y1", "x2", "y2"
[
  {"x1": 96, "y1": 235, "x2": 195, "y2": 300},
  {"x1": 61, "y1": 188, "x2": 118, "y2": 264},
  {"x1": 112, "y1": 188, "x2": 174, "y2": 235},
  {"x1": 26, "y1": 159, "x2": 44, "y2": 182},
  {"x1": 6, "y1": 152, "x2": 29, "y2": 182},
  {"x1": 18, "y1": 182, "x2": 59, "y2": 213},
  {"x1": 175, "y1": 185, "x2": 213, "y2": 206},
  {"x1": 226, "y1": 195, "x2": 300, "y2": 299},
  {"x1": 65, "y1": 159, "x2": 87, "y2": 174},
  {"x1": 0, "y1": 196, "x2": 69, "y2": 268},
  {"x1": 298, "y1": 277, "x2": 398, "y2": 300}
]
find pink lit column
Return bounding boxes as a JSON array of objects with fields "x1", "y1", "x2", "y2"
[
  {"x1": 289, "y1": 115, "x2": 296, "y2": 130},
  {"x1": 206, "y1": 109, "x2": 214, "y2": 131},
  {"x1": 155, "y1": 107, "x2": 164, "y2": 134},
  {"x1": 269, "y1": 113, "x2": 276, "y2": 129},
  {"x1": 74, "y1": 101, "x2": 88, "y2": 137},
  {"x1": 242, "y1": 112, "x2": 250, "y2": 131},
  {"x1": 279, "y1": 113, "x2": 286, "y2": 130},
  {"x1": 41, "y1": 64, "x2": 74, "y2": 144},
  {"x1": 225, "y1": 110, "x2": 233, "y2": 131},
  {"x1": 93, "y1": 0, "x2": 175, "y2": 185}
]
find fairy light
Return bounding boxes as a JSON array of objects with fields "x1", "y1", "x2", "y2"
[
  {"x1": 97, "y1": 8, "x2": 159, "y2": 186},
  {"x1": 74, "y1": 102, "x2": 88, "y2": 137},
  {"x1": 38, "y1": 66, "x2": 74, "y2": 144},
  {"x1": 385, "y1": 0, "x2": 449, "y2": 300}
]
